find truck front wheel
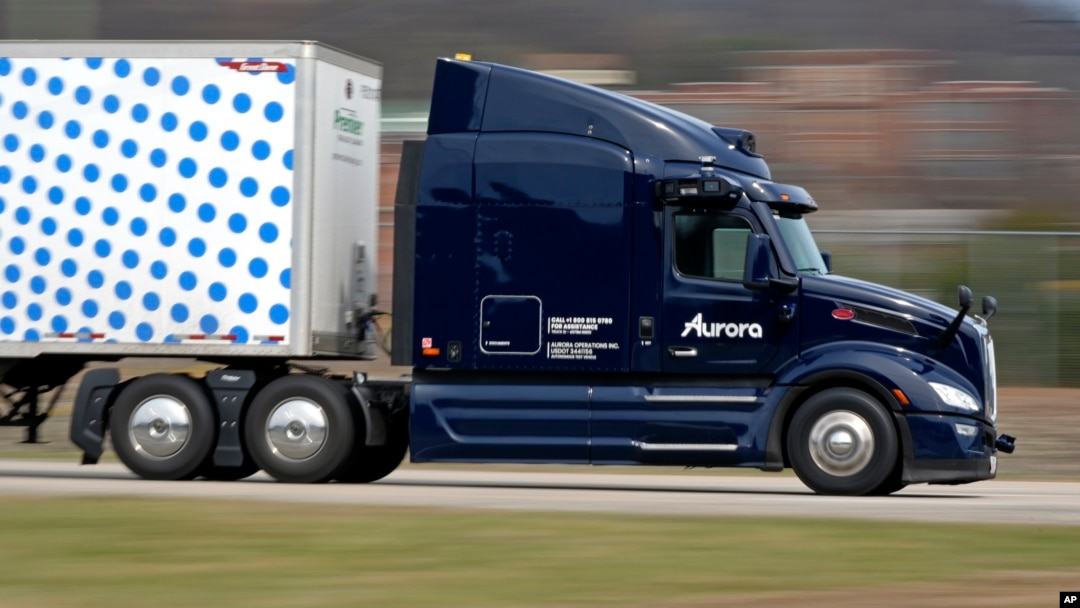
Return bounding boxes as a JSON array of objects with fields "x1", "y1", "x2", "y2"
[
  {"x1": 244, "y1": 375, "x2": 355, "y2": 483},
  {"x1": 787, "y1": 387, "x2": 899, "y2": 496},
  {"x1": 109, "y1": 374, "x2": 216, "y2": 480}
]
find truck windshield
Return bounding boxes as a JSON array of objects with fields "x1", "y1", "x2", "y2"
[{"x1": 775, "y1": 215, "x2": 828, "y2": 275}]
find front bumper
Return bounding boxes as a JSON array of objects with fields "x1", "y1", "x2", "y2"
[{"x1": 899, "y1": 412, "x2": 1005, "y2": 485}]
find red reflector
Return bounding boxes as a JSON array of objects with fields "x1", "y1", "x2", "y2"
[
  {"x1": 832, "y1": 309, "x2": 856, "y2": 320},
  {"x1": 422, "y1": 347, "x2": 441, "y2": 357}
]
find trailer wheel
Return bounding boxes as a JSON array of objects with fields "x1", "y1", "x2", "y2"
[
  {"x1": 109, "y1": 374, "x2": 216, "y2": 480},
  {"x1": 336, "y1": 411, "x2": 408, "y2": 483},
  {"x1": 244, "y1": 375, "x2": 355, "y2": 483},
  {"x1": 787, "y1": 387, "x2": 899, "y2": 496},
  {"x1": 198, "y1": 460, "x2": 260, "y2": 481}
]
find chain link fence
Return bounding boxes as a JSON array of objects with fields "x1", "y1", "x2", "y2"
[{"x1": 816, "y1": 230, "x2": 1080, "y2": 387}]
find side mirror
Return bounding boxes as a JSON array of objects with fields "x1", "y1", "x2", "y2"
[
  {"x1": 743, "y1": 233, "x2": 773, "y2": 291},
  {"x1": 820, "y1": 250, "x2": 832, "y2": 273}
]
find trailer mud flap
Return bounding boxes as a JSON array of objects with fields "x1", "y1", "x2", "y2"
[{"x1": 69, "y1": 368, "x2": 120, "y2": 464}]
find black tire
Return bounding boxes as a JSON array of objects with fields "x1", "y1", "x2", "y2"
[
  {"x1": 335, "y1": 409, "x2": 408, "y2": 483},
  {"x1": 198, "y1": 460, "x2": 261, "y2": 481},
  {"x1": 244, "y1": 375, "x2": 355, "y2": 483},
  {"x1": 109, "y1": 374, "x2": 216, "y2": 481},
  {"x1": 786, "y1": 387, "x2": 900, "y2": 496}
]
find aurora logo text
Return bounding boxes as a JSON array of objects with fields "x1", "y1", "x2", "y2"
[
  {"x1": 681, "y1": 313, "x2": 763, "y2": 339},
  {"x1": 333, "y1": 109, "x2": 363, "y2": 135}
]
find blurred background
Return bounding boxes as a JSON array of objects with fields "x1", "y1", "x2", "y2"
[{"x1": 4, "y1": 0, "x2": 1080, "y2": 386}]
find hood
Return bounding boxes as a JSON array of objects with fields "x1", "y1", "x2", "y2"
[{"x1": 802, "y1": 274, "x2": 958, "y2": 330}]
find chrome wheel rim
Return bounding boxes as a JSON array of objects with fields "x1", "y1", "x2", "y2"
[
  {"x1": 129, "y1": 396, "x2": 192, "y2": 459},
  {"x1": 808, "y1": 410, "x2": 874, "y2": 477},
  {"x1": 265, "y1": 398, "x2": 328, "y2": 461}
]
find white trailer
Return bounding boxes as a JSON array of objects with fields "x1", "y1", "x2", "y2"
[{"x1": 0, "y1": 42, "x2": 398, "y2": 482}]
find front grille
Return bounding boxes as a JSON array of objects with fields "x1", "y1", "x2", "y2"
[{"x1": 983, "y1": 333, "x2": 998, "y2": 422}]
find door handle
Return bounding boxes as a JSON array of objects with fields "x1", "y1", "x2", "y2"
[{"x1": 668, "y1": 346, "x2": 698, "y2": 358}]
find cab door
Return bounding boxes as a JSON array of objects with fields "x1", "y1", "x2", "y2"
[{"x1": 660, "y1": 207, "x2": 799, "y2": 375}]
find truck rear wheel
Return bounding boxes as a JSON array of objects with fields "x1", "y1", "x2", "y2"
[
  {"x1": 244, "y1": 375, "x2": 355, "y2": 483},
  {"x1": 335, "y1": 411, "x2": 408, "y2": 483},
  {"x1": 109, "y1": 374, "x2": 216, "y2": 480},
  {"x1": 787, "y1": 387, "x2": 899, "y2": 496}
]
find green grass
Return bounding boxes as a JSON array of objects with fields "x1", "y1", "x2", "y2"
[{"x1": 0, "y1": 497, "x2": 1077, "y2": 607}]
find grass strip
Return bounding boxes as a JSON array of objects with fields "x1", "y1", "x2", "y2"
[{"x1": 0, "y1": 496, "x2": 1077, "y2": 607}]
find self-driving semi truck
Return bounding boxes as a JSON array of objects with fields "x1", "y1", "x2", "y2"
[{"x1": 0, "y1": 42, "x2": 1013, "y2": 494}]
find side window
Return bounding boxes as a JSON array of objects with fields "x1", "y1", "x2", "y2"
[{"x1": 674, "y1": 214, "x2": 753, "y2": 281}]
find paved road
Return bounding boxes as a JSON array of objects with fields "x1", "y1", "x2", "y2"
[{"x1": 0, "y1": 459, "x2": 1075, "y2": 525}]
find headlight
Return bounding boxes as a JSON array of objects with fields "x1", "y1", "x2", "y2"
[{"x1": 929, "y1": 382, "x2": 980, "y2": 413}]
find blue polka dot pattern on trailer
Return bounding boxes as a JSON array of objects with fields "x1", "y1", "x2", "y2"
[
  {"x1": 94, "y1": 239, "x2": 111, "y2": 258},
  {"x1": 260, "y1": 223, "x2": 278, "y2": 243},
  {"x1": 189, "y1": 121, "x2": 208, "y2": 142},
  {"x1": 272, "y1": 186, "x2": 291, "y2": 207},
  {"x1": 264, "y1": 102, "x2": 284, "y2": 122},
  {"x1": 159, "y1": 228, "x2": 176, "y2": 247},
  {"x1": 252, "y1": 140, "x2": 270, "y2": 160},
  {"x1": 202, "y1": 85, "x2": 220, "y2": 104},
  {"x1": 2, "y1": 55, "x2": 299, "y2": 345},
  {"x1": 103, "y1": 95, "x2": 120, "y2": 113},
  {"x1": 221, "y1": 131, "x2": 240, "y2": 151},
  {"x1": 239, "y1": 177, "x2": 258, "y2": 197},
  {"x1": 136, "y1": 322, "x2": 153, "y2": 341},
  {"x1": 233, "y1": 93, "x2": 251, "y2": 113},
  {"x1": 228, "y1": 214, "x2": 247, "y2": 233},
  {"x1": 209, "y1": 168, "x2": 228, "y2": 188},
  {"x1": 179, "y1": 271, "x2": 197, "y2": 291},
  {"x1": 171, "y1": 303, "x2": 189, "y2": 322},
  {"x1": 178, "y1": 158, "x2": 197, "y2": 178},
  {"x1": 172, "y1": 76, "x2": 190, "y2": 96},
  {"x1": 83, "y1": 164, "x2": 100, "y2": 182},
  {"x1": 270, "y1": 305, "x2": 289, "y2": 324},
  {"x1": 238, "y1": 293, "x2": 257, "y2": 313},
  {"x1": 249, "y1": 258, "x2": 268, "y2": 278},
  {"x1": 209, "y1": 282, "x2": 227, "y2": 302},
  {"x1": 218, "y1": 248, "x2": 237, "y2": 268}
]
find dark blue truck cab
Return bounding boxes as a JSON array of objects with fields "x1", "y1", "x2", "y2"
[{"x1": 393, "y1": 57, "x2": 1014, "y2": 495}]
